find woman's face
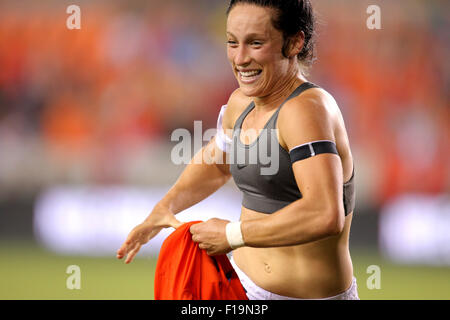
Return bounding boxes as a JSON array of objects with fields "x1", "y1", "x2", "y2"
[{"x1": 226, "y1": 4, "x2": 294, "y2": 97}]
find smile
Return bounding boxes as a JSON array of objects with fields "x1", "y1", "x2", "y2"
[{"x1": 237, "y1": 69, "x2": 262, "y2": 84}]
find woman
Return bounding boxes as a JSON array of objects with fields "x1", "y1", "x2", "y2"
[{"x1": 117, "y1": 0, "x2": 359, "y2": 300}]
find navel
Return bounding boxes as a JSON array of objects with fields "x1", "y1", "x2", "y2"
[{"x1": 264, "y1": 262, "x2": 272, "y2": 274}]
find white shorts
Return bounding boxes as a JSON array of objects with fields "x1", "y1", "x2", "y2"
[{"x1": 229, "y1": 255, "x2": 360, "y2": 300}]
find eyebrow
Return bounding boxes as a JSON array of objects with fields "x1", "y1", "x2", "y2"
[{"x1": 226, "y1": 31, "x2": 266, "y2": 39}]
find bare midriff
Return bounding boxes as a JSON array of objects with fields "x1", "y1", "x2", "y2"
[{"x1": 232, "y1": 208, "x2": 354, "y2": 299}]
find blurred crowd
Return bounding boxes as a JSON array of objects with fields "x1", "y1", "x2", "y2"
[{"x1": 0, "y1": 0, "x2": 448, "y2": 207}]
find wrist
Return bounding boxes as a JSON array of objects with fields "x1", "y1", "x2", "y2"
[
  {"x1": 225, "y1": 221, "x2": 245, "y2": 249},
  {"x1": 144, "y1": 202, "x2": 173, "y2": 223}
]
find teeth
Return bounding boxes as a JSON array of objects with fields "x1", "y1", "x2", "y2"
[{"x1": 240, "y1": 70, "x2": 260, "y2": 77}]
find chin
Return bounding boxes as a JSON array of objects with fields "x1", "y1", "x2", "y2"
[
  {"x1": 238, "y1": 83, "x2": 264, "y2": 98},
  {"x1": 239, "y1": 87, "x2": 255, "y2": 97}
]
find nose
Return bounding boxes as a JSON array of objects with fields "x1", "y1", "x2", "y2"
[{"x1": 234, "y1": 45, "x2": 251, "y2": 66}]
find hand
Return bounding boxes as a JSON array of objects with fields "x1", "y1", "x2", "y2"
[
  {"x1": 190, "y1": 218, "x2": 231, "y2": 256},
  {"x1": 116, "y1": 204, "x2": 182, "y2": 264}
]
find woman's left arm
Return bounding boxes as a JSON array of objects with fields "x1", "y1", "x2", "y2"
[
  {"x1": 241, "y1": 89, "x2": 346, "y2": 247},
  {"x1": 190, "y1": 89, "x2": 346, "y2": 254}
]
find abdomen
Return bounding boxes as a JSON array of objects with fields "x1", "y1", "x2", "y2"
[{"x1": 233, "y1": 207, "x2": 354, "y2": 299}]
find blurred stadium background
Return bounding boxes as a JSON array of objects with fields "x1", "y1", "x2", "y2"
[{"x1": 0, "y1": 0, "x2": 449, "y2": 299}]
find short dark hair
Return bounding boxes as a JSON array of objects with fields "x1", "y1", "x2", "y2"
[{"x1": 227, "y1": 0, "x2": 316, "y2": 73}]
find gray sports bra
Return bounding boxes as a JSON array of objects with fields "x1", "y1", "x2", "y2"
[{"x1": 229, "y1": 82, "x2": 355, "y2": 215}]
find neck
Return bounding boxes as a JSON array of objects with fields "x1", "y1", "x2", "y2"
[{"x1": 253, "y1": 71, "x2": 307, "y2": 112}]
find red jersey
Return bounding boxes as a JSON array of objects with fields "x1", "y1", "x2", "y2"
[{"x1": 154, "y1": 221, "x2": 248, "y2": 300}]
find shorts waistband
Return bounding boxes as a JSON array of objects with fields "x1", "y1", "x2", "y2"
[{"x1": 229, "y1": 255, "x2": 359, "y2": 300}]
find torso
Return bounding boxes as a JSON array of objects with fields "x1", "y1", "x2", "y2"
[{"x1": 224, "y1": 81, "x2": 355, "y2": 299}]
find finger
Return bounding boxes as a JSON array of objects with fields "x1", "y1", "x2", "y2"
[
  {"x1": 198, "y1": 242, "x2": 209, "y2": 250},
  {"x1": 119, "y1": 234, "x2": 140, "y2": 256},
  {"x1": 116, "y1": 240, "x2": 133, "y2": 259},
  {"x1": 120, "y1": 237, "x2": 136, "y2": 252},
  {"x1": 116, "y1": 247, "x2": 124, "y2": 259},
  {"x1": 117, "y1": 240, "x2": 130, "y2": 254},
  {"x1": 206, "y1": 248, "x2": 221, "y2": 256},
  {"x1": 125, "y1": 243, "x2": 141, "y2": 264},
  {"x1": 189, "y1": 224, "x2": 199, "y2": 235}
]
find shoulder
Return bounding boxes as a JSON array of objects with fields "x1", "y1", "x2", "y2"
[
  {"x1": 278, "y1": 86, "x2": 340, "y2": 150},
  {"x1": 280, "y1": 86, "x2": 339, "y2": 125},
  {"x1": 222, "y1": 88, "x2": 253, "y2": 131}
]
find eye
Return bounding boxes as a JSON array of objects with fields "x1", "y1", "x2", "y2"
[
  {"x1": 250, "y1": 41, "x2": 263, "y2": 47},
  {"x1": 227, "y1": 40, "x2": 238, "y2": 47}
]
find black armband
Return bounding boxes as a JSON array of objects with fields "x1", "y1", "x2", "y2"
[{"x1": 289, "y1": 140, "x2": 338, "y2": 163}]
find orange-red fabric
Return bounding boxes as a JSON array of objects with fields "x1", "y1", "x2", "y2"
[{"x1": 154, "y1": 221, "x2": 248, "y2": 300}]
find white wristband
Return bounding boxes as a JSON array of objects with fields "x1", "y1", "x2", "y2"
[{"x1": 225, "y1": 221, "x2": 245, "y2": 249}]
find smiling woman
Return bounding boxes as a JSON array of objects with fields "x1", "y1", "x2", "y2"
[
  {"x1": 118, "y1": 0, "x2": 358, "y2": 300},
  {"x1": 225, "y1": 3, "x2": 304, "y2": 97},
  {"x1": 226, "y1": 0, "x2": 316, "y2": 94}
]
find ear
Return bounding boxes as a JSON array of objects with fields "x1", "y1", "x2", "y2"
[{"x1": 287, "y1": 31, "x2": 305, "y2": 58}]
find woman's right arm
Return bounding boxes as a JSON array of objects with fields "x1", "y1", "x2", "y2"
[
  {"x1": 116, "y1": 89, "x2": 246, "y2": 263},
  {"x1": 116, "y1": 137, "x2": 231, "y2": 263},
  {"x1": 156, "y1": 136, "x2": 231, "y2": 217},
  {"x1": 157, "y1": 87, "x2": 252, "y2": 217}
]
